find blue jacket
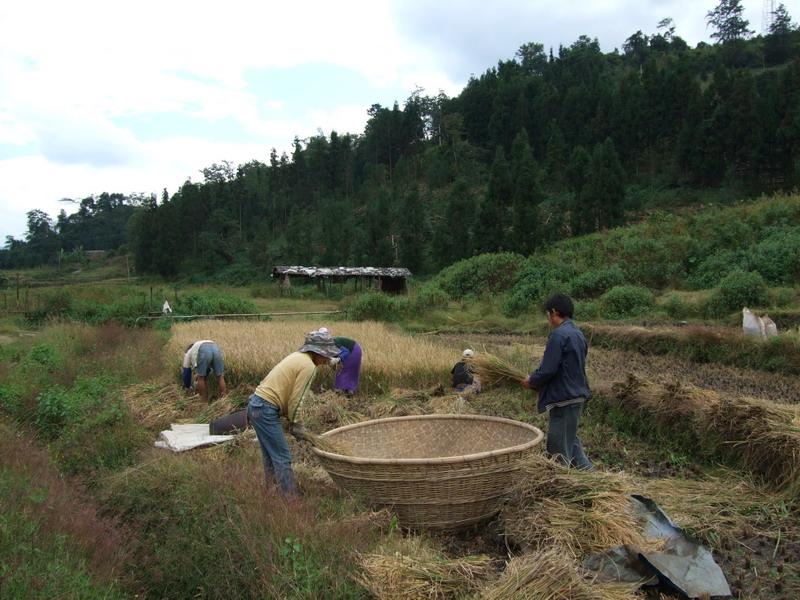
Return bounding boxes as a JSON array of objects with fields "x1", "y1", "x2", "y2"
[{"x1": 529, "y1": 319, "x2": 591, "y2": 413}]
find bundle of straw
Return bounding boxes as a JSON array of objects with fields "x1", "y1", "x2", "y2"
[
  {"x1": 124, "y1": 382, "x2": 204, "y2": 428},
  {"x1": 197, "y1": 395, "x2": 244, "y2": 423},
  {"x1": 427, "y1": 395, "x2": 473, "y2": 415},
  {"x1": 356, "y1": 536, "x2": 493, "y2": 600},
  {"x1": 610, "y1": 375, "x2": 800, "y2": 495},
  {"x1": 467, "y1": 353, "x2": 528, "y2": 389},
  {"x1": 303, "y1": 391, "x2": 366, "y2": 430},
  {"x1": 367, "y1": 398, "x2": 427, "y2": 419},
  {"x1": 501, "y1": 455, "x2": 660, "y2": 558},
  {"x1": 482, "y1": 550, "x2": 641, "y2": 600},
  {"x1": 637, "y1": 474, "x2": 781, "y2": 548},
  {"x1": 700, "y1": 396, "x2": 800, "y2": 496},
  {"x1": 389, "y1": 384, "x2": 446, "y2": 403}
]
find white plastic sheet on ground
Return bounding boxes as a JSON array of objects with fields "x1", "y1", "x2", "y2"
[{"x1": 154, "y1": 424, "x2": 234, "y2": 452}]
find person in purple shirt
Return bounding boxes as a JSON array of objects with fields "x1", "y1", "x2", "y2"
[{"x1": 521, "y1": 293, "x2": 593, "y2": 470}]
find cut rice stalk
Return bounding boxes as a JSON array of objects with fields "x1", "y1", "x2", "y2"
[
  {"x1": 501, "y1": 455, "x2": 662, "y2": 558},
  {"x1": 357, "y1": 535, "x2": 494, "y2": 600},
  {"x1": 482, "y1": 549, "x2": 641, "y2": 600},
  {"x1": 467, "y1": 353, "x2": 528, "y2": 389}
]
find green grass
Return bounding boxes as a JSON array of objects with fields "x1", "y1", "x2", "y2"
[{"x1": 0, "y1": 422, "x2": 129, "y2": 600}]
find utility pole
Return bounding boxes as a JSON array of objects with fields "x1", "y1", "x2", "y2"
[{"x1": 762, "y1": 0, "x2": 776, "y2": 34}]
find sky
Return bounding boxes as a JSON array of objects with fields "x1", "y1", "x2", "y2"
[{"x1": 0, "y1": 0, "x2": 775, "y2": 240}]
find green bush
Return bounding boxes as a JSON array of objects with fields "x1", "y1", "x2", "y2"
[
  {"x1": 660, "y1": 293, "x2": 695, "y2": 320},
  {"x1": 574, "y1": 299, "x2": 601, "y2": 320},
  {"x1": 747, "y1": 227, "x2": 800, "y2": 285},
  {"x1": 687, "y1": 249, "x2": 748, "y2": 289},
  {"x1": 173, "y1": 291, "x2": 258, "y2": 315},
  {"x1": 35, "y1": 387, "x2": 76, "y2": 439},
  {"x1": 412, "y1": 282, "x2": 450, "y2": 310},
  {"x1": 599, "y1": 285, "x2": 655, "y2": 319},
  {"x1": 502, "y1": 258, "x2": 574, "y2": 316},
  {"x1": 618, "y1": 237, "x2": 684, "y2": 288},
  {"x1": 770, "y1": 287, "x2": 797, "y2": 308},
  {"x1": 435, "y1": 252, "x2": 524, "y2": 298},
  {"x1": 708, "y1": 270, "x2": 768, "y2": 314},
  {"x1": 569, "y1": 266, "x2": 626, "y2": 299},
  {"x1": 344, "y1": 293, "x2": 405, "y2": 321}
]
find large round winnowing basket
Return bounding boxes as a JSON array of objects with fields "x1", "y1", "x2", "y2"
[{"x1": 311, "y1": 414, "x2": 544, "y2": 529}]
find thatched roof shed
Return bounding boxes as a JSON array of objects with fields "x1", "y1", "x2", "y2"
[{"x1": 272, "y1": 266, "x2": 412, "y2": 294}]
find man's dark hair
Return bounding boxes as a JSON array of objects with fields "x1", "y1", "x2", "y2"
[{"x1": 544, "y1": 293, "x2": 574, "y2": 319}]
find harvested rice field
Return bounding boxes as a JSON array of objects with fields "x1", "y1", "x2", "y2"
[
  {"x1": 5, "y1": 318, "x2": 797, "y2": 599},
  {"x1": 126, "y1": 323, "x2": 800, "y2": 599}
]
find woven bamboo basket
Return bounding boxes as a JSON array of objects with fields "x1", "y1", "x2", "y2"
[{"x1": 312, "y1": 414, "x2": 544, "y2": 529}]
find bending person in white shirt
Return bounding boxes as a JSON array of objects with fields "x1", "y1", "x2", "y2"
[{"x1": 182, "y1": 340, "x2": 227, "y2": 402}]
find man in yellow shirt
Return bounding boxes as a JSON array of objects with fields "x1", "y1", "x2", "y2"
[{"x1": 247, "y1": 330, "x2": 340, "y2": 496}]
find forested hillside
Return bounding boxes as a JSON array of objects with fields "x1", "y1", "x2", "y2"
[{"x1": 3, "y1": 2, "x2": 799, "y2": 280}]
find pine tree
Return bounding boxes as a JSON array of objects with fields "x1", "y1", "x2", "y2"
[
  {"x1": 543, "y1": 121, "x2": 568, "y2": 188},
  {"x1": 706, "y1": 0, "x2": 753, "y2": 43},
  {"x1": 399, "y1": 188, "x2": 426, "y2": 272},
  {"x1": 474, "y1": 147, "x2": 512, "y2": 253},
  {"x1": 510, "y1": 130, "x2": 542, "y2": 254},
  {"x1": 582, "y1": 139, "x2": 626, "y2": 231},
  {"x1": 765, "y1": 3, "x2": 797, "y2": 65},
  {"x1": 566, "y1": 146, "x2": 591, "y2": 235}
]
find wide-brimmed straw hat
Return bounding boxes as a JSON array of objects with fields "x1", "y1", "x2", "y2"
[{"x1": 299, "y1": 330, "x2": 341, "y2": 359}]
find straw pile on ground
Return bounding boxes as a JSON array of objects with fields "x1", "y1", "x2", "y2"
[
  {"x1": 302, "y1": 390, "x2": 366, "y2": 431},
  {"x1": 501, "y1": 455, "x2": 660, "y2": 558},
  {"x1": 367, "y1": 397, "x2": 427, "y2": 419},
  {"x1": 124, "y1": 382, "x2": 205, "y2": 428},
  {"x1": 610, "y1": 375, "x2": 800, "y2": 495},
  {"x1": 637, "y1": 473, "x2": 783, "y2": 547},
  {"x1": 467, "y1": 353, "x2": 527, "y2": 388},
  {"x1": 196, "y1": 394, "x2": 245, "y2": 422},
  {"x1": 427, "y1": 395, "x2": 473, "y2": 414},
  {"x1": 482, "y1": 550, "x2": 640, "y2": 600},
  {"x1": 356, "y1": 535, "x2": 493, "y2": 600}
]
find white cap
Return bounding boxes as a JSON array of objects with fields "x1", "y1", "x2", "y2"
[
  {"x1": 462, "y1": 349, "x2": 474, "y2": 359},
  {"x1": 318, "y1": 327, "x2": 330, "y2": 335}
]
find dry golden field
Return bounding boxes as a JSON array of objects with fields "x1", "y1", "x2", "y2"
[{"x1": 166, "y1": 320, "x2": 458, "y2": 391}]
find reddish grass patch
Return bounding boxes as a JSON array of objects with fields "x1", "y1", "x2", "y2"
[{"x1": 0, "y1": 422, "x2": 134, "y2": 582}]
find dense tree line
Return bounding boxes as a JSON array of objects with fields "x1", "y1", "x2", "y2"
[
  {"x1": 1, "y1": 194, "x2": 142, "y2": 269},
  {"x1": 3, "y1": 1, "x2": 800, "y2": 277}
]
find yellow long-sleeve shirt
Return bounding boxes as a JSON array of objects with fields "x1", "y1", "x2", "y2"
[{"x1": 253, "y1": 352, "x2": 316, "y2": 422}]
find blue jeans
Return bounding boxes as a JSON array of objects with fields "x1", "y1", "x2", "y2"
[
  {"x1": 196, "y1": 343, "x2": 224, "y2": 376},
  {"x1": 247, "y1": 396, "x2": 297, "y2": 496},
  {"x1": 546, "y1": 401, "x2": 593, "y2": 470}
]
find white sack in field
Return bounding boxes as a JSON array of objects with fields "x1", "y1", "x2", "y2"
[
  {"x1": 742, "y1": 308, "x2": 765, "y2": 338},
  {"x1": 154, "y1": 424, "x2": 234, "y2": 452},
  {"x1": 762, "y1": 315, "x2": 778, "y2": 337}
]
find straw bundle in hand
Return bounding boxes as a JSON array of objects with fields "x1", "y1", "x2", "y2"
[{"x1": 467, "y1": 353, "x2": 528, "y2": 389}]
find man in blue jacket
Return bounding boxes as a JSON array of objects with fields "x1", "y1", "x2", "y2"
[{"x1": 521, "y1": 293, "x2": 593, "y2": 470}]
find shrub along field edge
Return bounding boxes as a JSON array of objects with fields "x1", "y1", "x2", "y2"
[{"x1": 583, "y1": 323, "x2": 800, "y2": 375}]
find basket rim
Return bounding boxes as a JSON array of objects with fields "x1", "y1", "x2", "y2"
[{"x1": 311, "y1": 413, "x2": 543, "y2": 465}]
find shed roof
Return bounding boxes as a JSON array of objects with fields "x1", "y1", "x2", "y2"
[{"x1": 272, "y1": 266, "x2": 412, "y2": 278}]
